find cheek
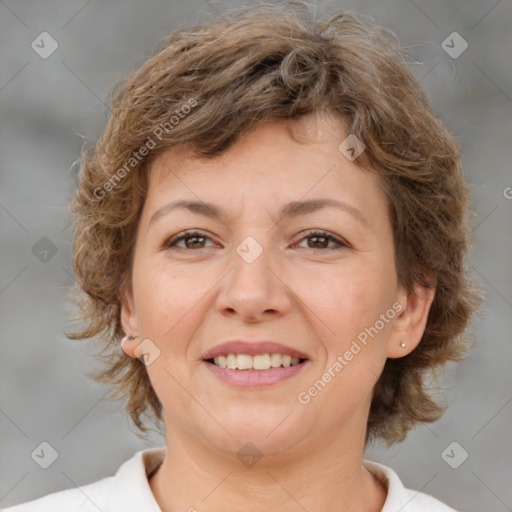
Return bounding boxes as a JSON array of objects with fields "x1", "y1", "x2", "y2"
[
  {"x1": 303, "y1": 259, "x2": 394, "y2": 341},
  {"x1": 132, "y1": 260, "x2": 202, "y2": 345},
  {"x1": 303, "y1": 263, "x2": 394, "y2": 408}
]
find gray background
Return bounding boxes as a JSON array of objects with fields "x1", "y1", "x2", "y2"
[{"x1": 1, "y1": 0, "x2": 511, "y2": 510}]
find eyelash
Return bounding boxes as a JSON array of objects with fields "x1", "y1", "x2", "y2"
[{"x1": 164, "y1": 230, "x2": 349, "y2": 251}]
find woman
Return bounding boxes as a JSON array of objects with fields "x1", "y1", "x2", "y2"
[{"x1": 5, "y1": 2, "x2": 482, "y2": 511}]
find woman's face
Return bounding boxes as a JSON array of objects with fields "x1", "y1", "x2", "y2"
[{"x1": 122, "y1": 113, "x2": 430, "y2": 458}]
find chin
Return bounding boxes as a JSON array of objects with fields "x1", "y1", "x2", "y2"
[{"x1": 194, "y1": 407, "x2": 305, "y2": 456}]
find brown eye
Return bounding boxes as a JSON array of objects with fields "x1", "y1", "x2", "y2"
[
  {"x1": 297, "y1": 230, "x2": 349, "y2": 250},
  {"x1": 183, "y1": 235, "x2": 206, "y2": 249},
  {"x1": 164, "y1": 230, "x2": 349, "y2": 251},
  {"x1": 165, "y1": 230, "x2": 214, "y2": 250}
]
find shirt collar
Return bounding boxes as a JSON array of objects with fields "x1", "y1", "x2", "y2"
[
  {"x1": 363, "y1": 459, "x2": 427, "y2": 511},
  {"x1": 108, "y1": 447, "x2": 165, "y2": 511},
  {"x1": 106, "y1": 448, "x2": 424, "y2": 511}
]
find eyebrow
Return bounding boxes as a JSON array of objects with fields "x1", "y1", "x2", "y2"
[{"x1": 149, "y1": 198, "x2": 370, "y2": 229}]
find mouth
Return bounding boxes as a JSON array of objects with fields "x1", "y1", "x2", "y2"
[
  {"x1": 200, "y1": 340, "x2": 310, "y2": 387},
  {"x1": 204, "y1": 353, "x2": 308, "y2": 371}
]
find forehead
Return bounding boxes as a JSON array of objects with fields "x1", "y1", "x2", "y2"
[{"x1": 142, "y1": 116, "x2": 387, "y2": 230}]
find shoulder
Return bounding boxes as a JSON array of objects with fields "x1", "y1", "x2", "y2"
[
  {"x1": 2, "y1": 447, "x2": 165, "y2": 512},
  {"x1": 400, "y1": 490, "x2": 458, "y2": 511},
  {"x1": 363, "y1": 460, "x2": 458, "y2": 512},
  {"x1": 1, "y1": 477, "x2": 113, "y2": 512}
]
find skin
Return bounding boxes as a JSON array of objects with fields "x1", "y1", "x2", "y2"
[{"x1": 121, "y1": 112, "x2": 435, "y2": 512}]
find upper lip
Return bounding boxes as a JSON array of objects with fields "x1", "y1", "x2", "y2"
[{"x1": 201, "y1": 340, "x2": 310, "y2": 360}]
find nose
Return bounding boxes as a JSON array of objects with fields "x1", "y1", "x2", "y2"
[{"x1": 215, "y1": 239, "x2": 292, "y2": 323}]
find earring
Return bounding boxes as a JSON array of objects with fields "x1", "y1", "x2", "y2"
[
  {"x1": 400, "y1": 341, "x2": 406, "y2": 348},
  {"x1": 121, "y1": 334, "x2": 134, "y2": 354}
]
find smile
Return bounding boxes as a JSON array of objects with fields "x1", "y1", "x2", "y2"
[
  {"x1": 208, "y1": 353, "x2": 305, "y2": 370},
  {"x1": 203, "y1": 355, "x2": 310, "y2": 388}
]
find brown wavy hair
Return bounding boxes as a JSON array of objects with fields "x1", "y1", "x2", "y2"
[{"x1": 67, "y1": 1, "x2": 483, "y2": 445}]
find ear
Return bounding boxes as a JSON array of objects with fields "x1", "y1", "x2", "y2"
[
  {"x1": 120, "y1": 279, "x2": 140, "y2": 358},
  {"x1": 387, "y1": 282, "x2": 436, "y2": 358}
]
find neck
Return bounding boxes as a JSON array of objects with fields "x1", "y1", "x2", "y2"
[{"x1": 149, "y1": 421, "x2": 386, "y2": 512}]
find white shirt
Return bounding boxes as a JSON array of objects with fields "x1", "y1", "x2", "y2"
[{"x1": 2, "y1": 447, "x2": 457, "y2": 511}]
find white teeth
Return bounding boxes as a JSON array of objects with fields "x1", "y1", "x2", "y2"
[
  {"x1": 270, "y1": 353, "x2": 282, "y2": 367},
  {"x1": 253, "y1": 354, "x2": 271, "y2": 370},
  {"x1": 226, "y1": 354, "x2": 237, "y2": 369},
  {"x1": 236, "y1": 354, "x2": 253, "y2": 370},
  {"x1": 212, "y1": 352, "x2": 303, "y2": 370}
]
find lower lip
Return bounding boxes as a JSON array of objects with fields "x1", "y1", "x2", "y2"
[{"x1": 203, "y1": 361, "x2": 309, "y2": 388}]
